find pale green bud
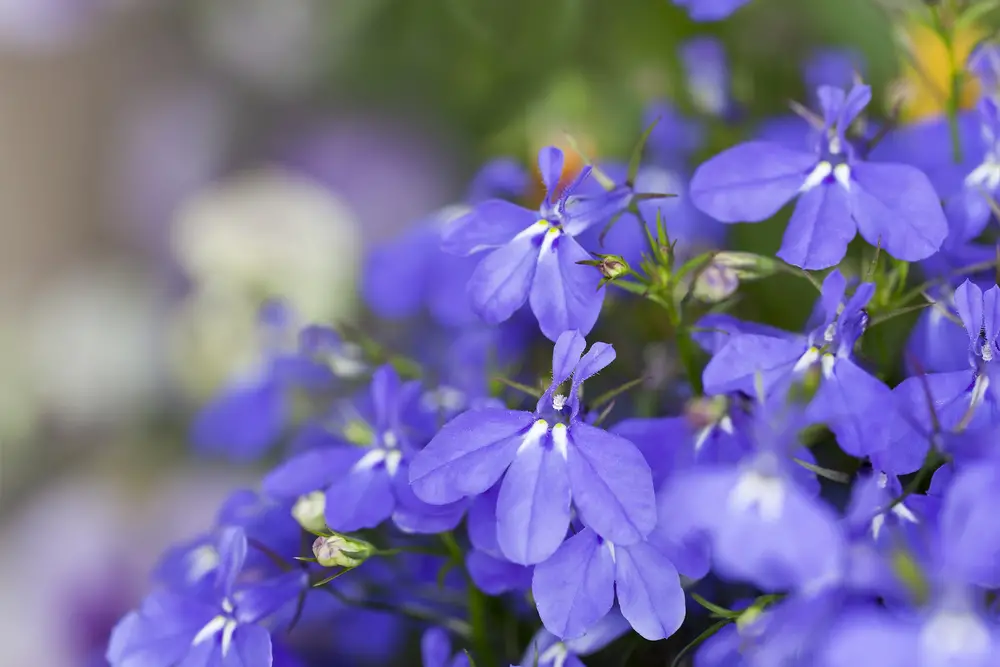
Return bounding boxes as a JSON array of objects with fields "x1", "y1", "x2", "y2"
[
  {"x1": 292, "y1": 491, "x2": 327, "y2": 533},
  {"x1": 312, "y1": 533, "x2": 374, "y2": 568}
]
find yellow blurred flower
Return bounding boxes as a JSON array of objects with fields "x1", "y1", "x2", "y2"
[{"x1": 897, "y1": 17, "x2": 984, "y2": 122}]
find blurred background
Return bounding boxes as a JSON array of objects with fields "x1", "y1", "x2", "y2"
[{"x1": 0, "y1": 0, "x2": 960, "y2": 664}]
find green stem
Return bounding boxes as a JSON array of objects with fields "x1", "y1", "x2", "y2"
[
  {"x1": 440, "y1": 533, "x2": 495, "y2": 667},
  {"x1": 675, "y1": 325, "x2": 704, "y2": 396},
  {"x1": 932, "y1": 5, "x2": 964, "y2": 163}
]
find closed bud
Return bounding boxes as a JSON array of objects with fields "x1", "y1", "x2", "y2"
[
  {"x1": 312, "y1": 533, "x2": 374, "y2": 568},
  {"x1": 692, "y1": 262, "x2": 739, "y2": 303},
  {"x1": 597, "y1": 255, "x2": 629, "y2": 280},
  {"x1": 712, "y1": 251, "x2": 778, "y2": 280},
  {"x1": 292, "y1": 491, "x2": 327, "y2": 534},
  {"x1": 576, "y1": 253, "x2": 629, "y2": 283}
]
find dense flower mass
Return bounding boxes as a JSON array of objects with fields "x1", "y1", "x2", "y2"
[{"x1": 105, "y1": 2, "x2": 1000, "y2": 667}]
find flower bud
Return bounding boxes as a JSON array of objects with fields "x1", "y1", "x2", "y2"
[
  {"x1": 596, "y1": 255, "x2": 629, "y2": 280},
  {"x1": 292, "y1": 491, "x2": 327, "y2": 533},
  {"x1": 576, "y1": 253, "x2": 629, "y2": 283},
  {"x1": 692, "y1": 262, "x2": 739, "y2": 303},
  {"x1": 711, "y1": 251, "x2": 778, "y2": 280},
  {"x1": 312, "y1": 533, "x2": 374, "y2": 568}
]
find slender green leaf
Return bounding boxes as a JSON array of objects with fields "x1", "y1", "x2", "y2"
[
  {"x1": 792, "y1": 458, "x2": 851, "y2": 484},
  {"x1": 670, "y1": 620, "x2": 731, "y2": 667},
  {"x1": 627, "y1": 117, "x2": 660, "y2": 187},
  {"x1": 691, "y1": 593, "x2": 740, "y2": 619}
]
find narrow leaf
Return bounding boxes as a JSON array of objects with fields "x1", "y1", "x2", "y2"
[
  {"x1": 691, "y1": 593, "x2": 740, "y2": 619},
  {"x1": 792, "y1": 458, "x2": 851, "y2": 484},
  {"x1": 627, "y1": 117, "x2": 661, "y2": 187},
  {"x1": 670, "y1": 620, "x2": 731, "y2": 667},
  {"x1": 494, "y1": 376, "x2": 544, "y2": 398}
]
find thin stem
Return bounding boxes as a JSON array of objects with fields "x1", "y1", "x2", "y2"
[
  {"x1": 318, "y1": 584, "x2": 473, "y2": 638},
  {"x1": 932, "y1": 5, "x2": 964, "y2": 163},
  {"x1": 440, "y1": 532, "x2": 495, "y2": 667}
]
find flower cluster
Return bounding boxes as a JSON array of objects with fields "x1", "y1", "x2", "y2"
[{"x1": 106, "y1": 2, "x2": 1000, "y2": 666}]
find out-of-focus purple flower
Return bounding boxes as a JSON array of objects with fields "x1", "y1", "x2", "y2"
[
  {"x1": 671, "y1": 0, "x2": 752, "y2": 22},
  {"x1": 191, "y1": 302, "x2": 363, "y2": 461},
  {"x1": 107, "y1": 527, "x2": 306, "y2": 667},
  {"x1": 805, "y1": 50, "x2": 865, "y2": 100},
  {"x1": 263, "y1": 364, "x2": 468, "y2": 533},
  {"x1": 680, "y1": 38, "x2": 735, "y2": 119},
  {"x1": 278, "y1": 115, "x2": 459, "y2": 244},
  {"x1": 518, "y1": 609, "x2": 631, "y2": 666},
  {"x1": 110, "y1": 79, "x2": 233, "y2": 273},
  {"x1": 421, "y1": 627, "x2": 471, "y2": 667},
  {"x1": 820, "y1": 459, "x2": 1000, "y2": 667},
  {"x1": 969, "y1": 41, "x2": 1000, "y2": 96},
  {"x1": 362, "y1": 159, "x2": 531, "y2": 328},
  {"x1": 692, "y1": 84, "x2": 947, "y2": 269},
  {"x1": 655, "y1": 400, "x2": 847, "y2": 592}
]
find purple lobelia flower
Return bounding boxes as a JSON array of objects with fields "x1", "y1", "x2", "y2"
[
  {"x1": 464, "y1": 485, "x2": 534, "y2": 595},
  {"x1": 441, "y1": 147, "x2": 631, "y2": 340},
  {"x1": 969, "y1": 41, "x2": 1000, "y2": 98},
  {"x1": 879, "y1": 280, "x2": 1000, "y2": 473},
  {"x1": 192, "y1": 302, "x2": 365, "y2": 461},
  {"x1": 363, "y1": 159, "x2": 531, "y2": 328},
  {"x1": 409, "y1": 330, "x2": 657, "y2": 565},
  {"x1": 107, "y1": 527, "x2": 306, "y2": 667},
  {"x1": 421, "y1": 627, "x2": 471, "y2": 667},
  {"x1": 690, "y1": 83, "x2": 947, "y2": 269},
  {"x1": 655, "y1": 400, "x2": 846, "y2": 592},
  {"x1": 819, "y1": 461, "x2": 1000, "y2": 667},
  {"x1": 671, "y1": 0, "x2": 753, "y2": 21},
  {"x1": 518, "y1": 610, "x2": 631, "y2": 667},
  {"x1": 680, "y1": 38, "x2": 735, "y2": 119},
  {"x1": 263, "y1": 365, "x2": 467, "y2": 534},
  {"x1": 531, "y1": 524, "x2": 685, "y2": 641},
  {"x1": 701, "y1": 270, "x2": 892, "y2": 461}
]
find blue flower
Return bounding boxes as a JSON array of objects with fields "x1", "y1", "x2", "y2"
[
  {"x1": 442, "y1": 147, "x2": 631, "y2": 340},
  {"x1": 671, "y1": 0, "x2": 752, "y2": 22},
  {"x1": 362, "y1": 159, "x2": 531, "y2": 328},
  {"x1": 156, "y1": 490, "x2": 302, "y2": 594},
  {"x1": 263, "y1": 364, "x2": 467, "y2": 533},
  {"x1": 680, "y1": 38, "x2": 736, "y2": 119},
  {"x1": 107, "y1": 527, "x2": 306, "y2": 667},
  {"x1": 421, "y1": 627, "x2": 471, "y2": 667},
  {"x1": 465, "y1": 485, "x2": 533, "y2": 595},
  {"x1": 655, "y1": 401, "x2": 846, "y2": 592},
  {"x1": 518, "y1": 609, "x2": 631, "y2": 666},
  {"x1": 410, "y1": 330, "x2": 657, "y2": 565},
  {"x1": 819, "y1": 459, "x2": 1000, "y2": 667},
  {"x1": 532, "y1": 526, "x2": 685, "y2": 640},
  {"x1": 880, "y1": 280, "x2": 1000, "y2": 473},
  {"x1": 691, "y1": 83, "x2": 947, "y2": 269},
  {"x1": 192, "y1": 303, "x2": 365, "y2": 460},
  {"x1": 701, "y1": 270, "x2": 892, "y2": 460}
]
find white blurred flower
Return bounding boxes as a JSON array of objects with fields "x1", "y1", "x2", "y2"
[{"x1": 169, "y1": 166, "x2": 361, "y2": 396}]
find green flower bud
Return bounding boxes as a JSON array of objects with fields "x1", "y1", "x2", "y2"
[
  {"x1": 292, "y1": 491, "x2": 327, "y2": 534},
  {"x1": 312, "y1": 533, "x2": 374, "y2": 568},
  {"x1": 692, "y1": 262, "x2": 739, "y2": 303},
  {"x1": 712, "y1": 251, "x2": 778, "y2": 280},
  {"x1": 576, "y1": 253, "x2": 629, "y2": 284}
]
